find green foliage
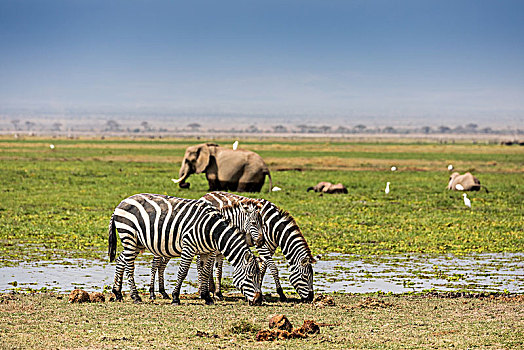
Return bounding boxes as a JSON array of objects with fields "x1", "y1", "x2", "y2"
[{"x1": 0, "y1": 137, "x2": 522, "y2": 263}]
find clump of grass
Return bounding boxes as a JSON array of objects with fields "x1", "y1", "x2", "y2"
[{"x1": 227, "y1": 320, "x2": 261, "y2": 335}]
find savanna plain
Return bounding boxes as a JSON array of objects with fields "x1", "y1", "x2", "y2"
[{"x1": 0, "y1": 136, "x2": 523, "y2": 349}]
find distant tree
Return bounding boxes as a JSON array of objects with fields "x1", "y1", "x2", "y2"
[
  {"x1": 353, "y1": 124, "x2": 367, "y2": 133},
  {"x1": 420, "y1": 126, "x2": 431, "y2": 134},
  {"x1": 11, "y1": 119, "x2": 20, "y2": 131},
  {"x1": 105, "y1": 120, "x2": 121, "y2": 132},
  {"x1": 296, "y1": 124, "x2": 309, "y2": 133},
  {"x1": 272, "y1": 125, "x2": 288, "y2": 133},
  {"x1": 319, "y1": 125, "x2": 332, "y2": 133},
  {"x1": 141, "y1": 121, "x2": 151, "y2": 132},
  {"x1": 382, "y1": 126, "x2": 396, "y2": 133},
  {"x1": 187, "y1": 123, "x2": 201, "y2": 131},
  {"x1": 466, "y1": 123, "x2": 478, "y2": 130},
  {"x1": 51, "y1": 122, "x2": 62, "y2": 131},
  {"x1": 438, "y1": 126, "x2": 451, "y2": 133},
  {"x1": 25, "y1": 121, "x2": 35, "y2": 131},
  {"x1": 335, "y1": 126, "x2": 350, "y2": 133},
  {"x1": 246, "y1": 125, "x2": 260, "y2": 133}
]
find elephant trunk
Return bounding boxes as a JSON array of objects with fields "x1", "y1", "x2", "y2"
[{"x1": 172, "y1": 165, "x2": 192, "y2": 188}]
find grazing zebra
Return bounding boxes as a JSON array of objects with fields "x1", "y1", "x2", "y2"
[
  {"x1": 154, "y1": 192, "x2": 316, "y2": 302},
  {"x1": 148, "y1": 199, "x2": 265, "y2": 300},
  {"x1": 108, "y1": 193, "x2": 263, "y2": 305}
]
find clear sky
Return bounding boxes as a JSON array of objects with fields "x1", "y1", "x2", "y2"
[{"x1": 1, "y1": 0, "x2": 523, "y2": 127}]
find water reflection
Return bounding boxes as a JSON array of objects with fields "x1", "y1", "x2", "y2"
[{"x1": 0, "y1": 253, "x2": 522, "y2": 294}]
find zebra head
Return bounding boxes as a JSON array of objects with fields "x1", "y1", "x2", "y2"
[
  {"x1": 289, "y1": 255, "x2": 315, "y2": 302},
  {"x1": 232, "y1": 250, "x2": 263, "y2": 305},
  {"x1": 239, "y1": 201, "x2": 265, "y2": 248}
]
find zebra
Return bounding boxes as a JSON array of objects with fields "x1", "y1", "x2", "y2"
[
  {"x1": 154, "y1": 191, "x2": 316, "y2": 302},
  {"x1": 148, "y1": 198, "x2": 265, "y2": 300},
  {"x1": 108, "y1": 193, "x2": 263, "y2": 305}
]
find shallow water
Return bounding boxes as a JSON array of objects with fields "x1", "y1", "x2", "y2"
[{"x1": 0, "y1": 253, "x2": 522, "y2": 295}]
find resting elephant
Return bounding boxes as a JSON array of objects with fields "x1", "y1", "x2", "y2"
[
  {"x1": 307, "y1": 182, "x2": 348, "y2": 194},
  {"x1": 173, "y1": 143, "x2": 273, "y2": 192},
  {"x1": 447, "y1": 172, "x2": 488, "y2": 192}
]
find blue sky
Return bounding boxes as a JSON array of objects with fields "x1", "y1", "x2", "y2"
[{"x1": 1, "y1": 0, "x2": 523, "y2": 126}]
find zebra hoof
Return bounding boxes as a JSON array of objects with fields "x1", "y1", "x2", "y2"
[
  {"x1": 204, "y1": 298, "x2": 214, "y2": 305},
  {"x1": 215, "y1": 292, "x2": 224, "y2": 301},
  {"x1": 276, "y1": 287, "x2": 287, "y2": 302},
  {"x1": 171, "y1": 298, "x2": 181, "y2": 305},
  {"x1": 132, "y1": 295, "x2": 142, "y2": 303},
  {"x1": 161, "y1": 292, "x2": 170, "y2": 300},
  {"x1": 111, "y1": 289, "x2": 123, "y2": 302}
]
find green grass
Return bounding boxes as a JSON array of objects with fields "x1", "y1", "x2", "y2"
[
  {"x1": 0, "y1": 137, "x2": 523, "y2": 264},
  {"x1": 1, "y1": 292, "x2": 522, "y2": 349}
]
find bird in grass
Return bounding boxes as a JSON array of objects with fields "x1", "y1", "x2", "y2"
[
  {"x1": 455, "y1": 184, "x2": 464, "y2": 191},
  {"x1": 385, "y1": 182, "x2": 390, "y2": 194},
  {"x1": 391, "y1": 166, "x2": 397, "y2": 171},
  {"x1": 49, "y1": 144, "x2": 55, "y2": 150},
  {"x1": 463, "y1": 193, "x2": 471, "y2": 208},
  {"x1": 232, "y1": 140, "x2": 239, "y2": 150},
  {"x1": 448, "y1": 164, "x2": 454, "y2": 171},
  {"x1": 272, "y1": 186, "x2": 282, "y2": 192}
]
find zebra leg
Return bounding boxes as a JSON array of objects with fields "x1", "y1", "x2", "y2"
[
  {"x1": 123, "y1": 250, "x2": 141, "y2": 303},
  {"x1": 266, "y1": 257, "x2": 286, "y2": 301},
  {"x1": 112, "y1": 251, "x2": 127, "y2": 301},
  {"x1": 214, "y1": 254, "x2": 224, "y2": 300},
  {"x1": 149, "y1": 256, "x2": 161, "y2": 300},
  {"x1": 157, "y1": 257, "x2": 171, "y2": 299},
  {"x1": 171, "y1": 247, "x2": 196, "y2": 305},
  {"x1": 198, "y1": 254, "x2": 215, "y2": 305}
]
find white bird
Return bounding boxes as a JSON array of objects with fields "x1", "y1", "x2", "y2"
[
  {"x1": 49, "y1": 144, "x2": 55, "y2": 150},
  {"x1": 448, "y1": 164, "x2": 454, "y2": 171},
  {"x1": 272, "y1": 186, "x2": 282, "y2": 192},
  {"x1": 385, "y1": 182, "x2": 390, "y2": 194},
  {"x1": 455, "y1": 184, "x2": 464, "y2": 191},
  {"x1": 232, "y1": 140, "x2": 239, "y2": 150},
  {"x1": 391, "y1": 166, "x2": 397, "y2": 171},
  {"x1": 463, "y1": 193, "x2": 471, "y2": 208}
]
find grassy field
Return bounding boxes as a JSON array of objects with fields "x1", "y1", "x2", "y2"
[
  {"x1": 1, "y1": 292, "x2": 523, "y2": 349},
  {"x1": 0, "y1": 136, "x2": 523, "y2": 264}
]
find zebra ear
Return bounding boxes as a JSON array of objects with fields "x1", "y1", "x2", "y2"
[
  {"x1": 301, "y1": 256, "x2": 315, "y2": 266},
  {"x1": 243, "y1": 251, "x2": 253, "y2": 264}
]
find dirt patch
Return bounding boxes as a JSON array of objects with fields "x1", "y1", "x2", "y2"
[
  {"x1": 342, "y1": 297, "x2": 395, "y2": 310},
  {"x1": 313, "y1": 294, "x2": 335, "y2": 308},
  {"x1": 256, "y1": 315, "x2": 322, "y2": 342},
  {"x1": 89, "y1": 292, "x2": 105, "y2": 303},
  {"x1": 68, "y1": 289, "x2": 90, "y2": 303}
]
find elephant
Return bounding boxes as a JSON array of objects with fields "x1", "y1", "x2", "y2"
[
  {"x1": 307, "y1": 182, "x2": 348, "y2": 194},
  {"x1": 447, "y1": 172, "x2": 488, "y2": 192},
  {"x1": 172, "y1": 143, "x2": 273, "y2": 193}
]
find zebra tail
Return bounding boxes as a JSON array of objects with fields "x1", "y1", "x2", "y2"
[{"x1": 108, "y1": 213, "x2": 117, "y2": 262}]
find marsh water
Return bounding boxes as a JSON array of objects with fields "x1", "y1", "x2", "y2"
[{"x1": 1, "y1": 253, "x2": 522, "y2": 295}]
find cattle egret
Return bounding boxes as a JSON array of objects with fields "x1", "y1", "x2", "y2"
[
  {"x1": 448, "y1": 164, "x2": 453, "y2": 171},
  {"x1": 232, "y1": 140, "x2": 239, "y2": 150},
  {"x1": 385, "y1": 182, "x2": 390, "y2": 194},
  {"x1": 49, "y1": 144, "x2": 55, "y2": 150},
  {"x1": 463, "y1": 193, "x2": 471, "y2": 208},
  {"x1": 391, "y1": 166, "x2": 397, "y2": 171},
  {"x1": 272, "y1": 186, "x2": 282, "y2": 192},
  {"x1": 455, "y1": 184, "x2": 464, "y2": 191}
]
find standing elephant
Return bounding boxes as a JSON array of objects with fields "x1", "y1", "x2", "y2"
[
  {"x1": 447, "y1": 172, "x2": 488, "y2": 192},
  {"x1": 172, "y1": 143, "x2": 273, "y2": 192}
]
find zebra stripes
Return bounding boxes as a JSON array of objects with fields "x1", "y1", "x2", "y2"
[
  {"x1": 153, "y1": 192, "x2": 316, "y2": 302},
  {"x1": 108, "y1": 193, "x2": 263, "y2": 305},
  {"x1": 202, "y1": 192, "x2": 315, "y2": 302},
  {"x1": 148, "y1": 199, "x2": 265, "y2": 300}
]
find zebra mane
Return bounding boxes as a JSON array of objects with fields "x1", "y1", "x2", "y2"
[
  {"x1": 273, "y1": 204, "x2": 316, "y2": 263},
  {"x1": 219, "y1": 198, "x2": 263, "y2": 211}
]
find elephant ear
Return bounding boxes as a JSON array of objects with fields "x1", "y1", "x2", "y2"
[{"x1": 195, "y1": 145, "x2": 210, "y2": 173}]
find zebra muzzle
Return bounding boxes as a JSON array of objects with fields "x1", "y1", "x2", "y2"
[{"x1": 250, "y1": 292, "x2": 263, "y2": 306}]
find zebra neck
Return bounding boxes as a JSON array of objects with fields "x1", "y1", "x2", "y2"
[{"x1": 212, "y1": 219, "x2": 247, "y2": 268}]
